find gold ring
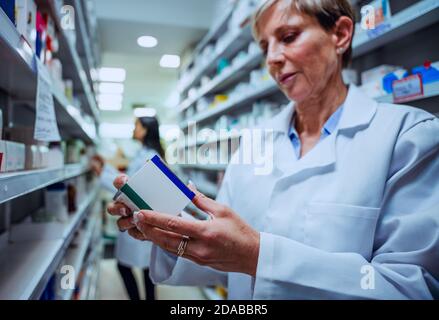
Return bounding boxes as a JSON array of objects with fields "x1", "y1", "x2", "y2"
[{"x1": 177, "y1": 236, "x2": 189, "y2": 257}]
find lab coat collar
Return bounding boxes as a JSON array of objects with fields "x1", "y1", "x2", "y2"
[
  {"x1": 261, "y1": 85, "x2": 377, "y2": 134},
  {"x1": 261, "y1": 85, "x2": 378, "y2": 177}
]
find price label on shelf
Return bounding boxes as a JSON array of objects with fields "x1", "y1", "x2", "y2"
[
  {"x1": 392, "y1": 74, "x2": 424, "y2": 103},
  {"x1": 34, "y1": 56, "x2": 61, "y2": 142}
]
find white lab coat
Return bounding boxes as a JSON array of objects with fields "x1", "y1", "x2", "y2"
[
  {"x1": 149, "y1": 85, "x2": 439, "y2": 299},
  {"x1": 101, "y1": 146, "x2": 156, "y2": 269}
]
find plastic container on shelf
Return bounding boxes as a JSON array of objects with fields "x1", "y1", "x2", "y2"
[{"x1": 45, "y1": 183, "x2": 69, "y2": 223}]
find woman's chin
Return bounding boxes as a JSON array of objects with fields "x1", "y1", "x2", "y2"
[{"x1": 283, "y1": 86, "x2": 311, "y2": 103}]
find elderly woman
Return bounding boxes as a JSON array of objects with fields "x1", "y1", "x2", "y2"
[{"x1": 108, "y1": 0, "x2": 439, "y2": 299}]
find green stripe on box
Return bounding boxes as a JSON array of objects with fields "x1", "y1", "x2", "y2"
[{"x1": 120, "y1": 184, "x2": 153, "y2": 210}]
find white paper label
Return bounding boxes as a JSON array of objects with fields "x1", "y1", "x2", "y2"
[
  {"x1": 34, "y1": 56, "x2": 61, "y2": 142},
  {"x1": 393, "y1": 74, "x2": 424, "y2": 103}
]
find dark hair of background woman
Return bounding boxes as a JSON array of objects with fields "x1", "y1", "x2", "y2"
[{"x1": 138, "y1": 116, "x2": 166, "y2": 159}]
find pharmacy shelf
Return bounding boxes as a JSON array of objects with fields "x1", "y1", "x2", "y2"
[
  {"x1": 375, "y1": 81, "x2": 439, "y2": 104},
  {"x1": 182, "y1": 131, "x2": 241, "y2": 149},
  {"x1": 35, "y1": 0, "x2": 100, "y2": 122},
  {"x1": 181, "y1": 80, "x2": 279, "y2": 130},
  {"x1": 78, "y1": 240, "x2": 102, "y2": 300},
  {"x1": 74, "y1": 0, "x2": 96, "y2": 88},
  {"x1": 179, "y1": 163, "x2": 228, "y2": 171},
  {"x1": 0, "y1": 8, "x2": 97, "y2": 144},
  {"x1": 59, "y1": 213, "x2": 98, "y2": 300},
  {"x1": 181, "y1": 5, "x2": 235, "y2": 74},
  {"x1": 0, "y1": 186, "x2": 99, "y2": 300},
  {"x1": 201, "y1": 287, "x2": 225, "y2": 300},
  {"x1": 352, "y1": 0, "x2": 439, "y2": 58},
  {"x1": 179, "y1": 51, "x2": 264, "y2": 112},
  {"x1": 0, "y1": 164, "x2": 90, "y2": 205},
  {"x1": 179, "y1": 24, "x2": 253, "y2": 95}
]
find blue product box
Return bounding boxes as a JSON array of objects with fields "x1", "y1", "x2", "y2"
[
  {"x1": 412, "y1": 62, "x2": 439, "y2": 85},
  {"x1": 0, "y1": 0, "x2": 16, "y2": 25}
]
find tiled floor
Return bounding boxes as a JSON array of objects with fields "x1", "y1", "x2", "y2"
[{"x1": 97, "y1": 259, "x2": 206, "y2": 300}]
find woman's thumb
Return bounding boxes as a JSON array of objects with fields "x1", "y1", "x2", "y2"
[{"x1": 188, "y1": 182, "x2": 223, "y2": 216}]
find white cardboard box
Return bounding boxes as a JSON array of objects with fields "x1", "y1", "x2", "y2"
[{"x1": 5, "y1": 141, "x2": 25, "y2": 172}]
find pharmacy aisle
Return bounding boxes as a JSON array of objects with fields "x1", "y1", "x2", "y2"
[
  {"x1": 1, "y1": 0, "x2": 439, "y2": 303},
  {"x1": 0, "y1": 0, "x2": 101, "y2": 300}
]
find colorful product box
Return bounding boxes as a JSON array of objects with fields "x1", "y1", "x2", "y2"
[
  {"x1": 0, "y1": 0, "x2": 16, "y2": 25},
  {"x1": 0, "y1": 140, "x2": 6, "y2": 173}
]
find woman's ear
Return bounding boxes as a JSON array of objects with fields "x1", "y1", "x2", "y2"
[{"x1": 333, "y1": 16, "x2": 354, "y2": 52}]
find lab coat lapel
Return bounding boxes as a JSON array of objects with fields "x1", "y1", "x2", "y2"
[{"x1": 273, "y1": 85, "x2": 378, "y2": 179}]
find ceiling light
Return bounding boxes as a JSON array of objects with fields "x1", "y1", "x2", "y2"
[
  {"x1": 98, "y1": 101, "x2": 123, "y2": 111},
  {"x1": 98, "y1": 93, "x2": 123, "y2": 104},
  {"x1": 137, "y1": 35, "x2": 158, "y2": 48},
  {"x1": 99, "y1": 123, "x2": 134, "y2": 139},
  {"x1": 98, "y1": 67, "x2": 126, "y2": 82},
  {"x1": 99, "y1": 82, "x2": 125, "y2": 95},
  {"x1": 133, "y1": 107, "x2": 157, "y2": 118},
  {"x1": 160, "y1": 54, "x2": 180, "y2": 68}
]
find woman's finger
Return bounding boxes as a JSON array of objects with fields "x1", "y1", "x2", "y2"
[
  {"x1": 117, "y1": 216, "x2": 135, "y2": 232},
  {"x1": 107, "y1": 201, "x2": 131, "y2": 217},
  {"x1": 113, "y1": 174, "x2": 129, "y2": 189},
  {"x1": 137, "y1": 223, "x2": 202, "y2": 260},
  {"x1": 128, "y1": 228, "x2": 149, "y2": 241},
  {"x1": 191, "y1": 189, "x2": 225, "y2": 217},
  {"x1": 134, "y1": 210, "x2": 205, "y2": 239}
]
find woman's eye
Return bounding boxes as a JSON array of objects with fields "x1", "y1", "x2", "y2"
[{"x1": 283, "y1": 34, "x2": 296, "y2": 43}]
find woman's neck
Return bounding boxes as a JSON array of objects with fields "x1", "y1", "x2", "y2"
[{"x1": 294, "y1": 74, "x2": 348, "y2": 136}]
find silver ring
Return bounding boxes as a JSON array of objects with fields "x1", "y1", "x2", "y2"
[{"x1": 177, "y1": 236, "x2": 189, "y2": 257}]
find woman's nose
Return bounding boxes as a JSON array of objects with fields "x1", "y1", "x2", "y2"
[{"x1": 266, "y1": 44, "x2": 285, "y2": 67}]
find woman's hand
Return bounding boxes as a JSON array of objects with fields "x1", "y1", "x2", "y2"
[
  {"x1": 91, "y1": 154, "x2": 105, "y2": 176},
  {"x1": 131, "y1": 188, "x2": 260, "y2": 277},
  {"x1": 107, "y1": 174, "x2": 149, "y2": 241},
  {"x1": 107, "y1": 174, "x2": 260, "y2": 276}
]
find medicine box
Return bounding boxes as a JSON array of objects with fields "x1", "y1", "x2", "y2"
[
  {"x1": 0, "y1": 140, "x2": 6, "y2": 172},
  {"x1": 15, "y1": 0, "x2": 37, "y2": 51},
  {"x1": 0, "y1": 0, "x2": 16, "y2": 25},
  {"x1": 5, "y1": 141, "x2": 25, "y2": 172},
  {"x1": 361, "y1": 65, "x2": 400, "y2": 84},
  {"x1": 114, "y1": 155, "x2": 195, "y2": 215}
]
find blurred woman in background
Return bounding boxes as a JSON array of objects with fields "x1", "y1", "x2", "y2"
[{"x1": 92, "y1": 116, "x2": 165, "y2": 300}]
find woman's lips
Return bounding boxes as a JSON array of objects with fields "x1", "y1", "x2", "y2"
[{"x1": 279, "y1": 72, "x2": 297, "y2": 85}]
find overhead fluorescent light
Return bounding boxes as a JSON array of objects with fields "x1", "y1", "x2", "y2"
[
  {"x1": 133, "y1": 107, "x2": 157, "y2": 118},
  {"x1": 160, "y1": 54, "x2": 180, "y2": 68},
  {"x1": 98, "y1": 93, "x2": 123, "y2": 111},
  {"x1": 137, "y1": 35, "x2": 158, "y2": 48},
  {"x1": 98, "y1": 101, "x2": 123, "y2": 111},
  {"x1": 99, "y1": 123, "x2": 134, "y2": 139},
  {"x1": 98, "y1": 93, "x2": 123, "y2": 104},
  {"x1": 99, "y1": 82, "x2": 125, "y2": 95},
  {"x1": 98, "y1": 67, "x2": 126, "y2": 82}
]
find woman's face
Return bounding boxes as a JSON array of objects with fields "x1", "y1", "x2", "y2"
[
  {"x1": 257, "y1": 3, "x2": 342, "y2": 103},
  {"x1": 133, "y1": 119, "x2": 147, "y2": 142}
]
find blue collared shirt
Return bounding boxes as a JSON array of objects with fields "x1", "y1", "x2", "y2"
[{"x1": 289, "y1": 105, "x2": 344, "y2": 159}]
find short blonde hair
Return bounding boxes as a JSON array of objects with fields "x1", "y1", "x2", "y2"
[{"x1": 252, "y1": 0, "x2": 355, "y2": 67}]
